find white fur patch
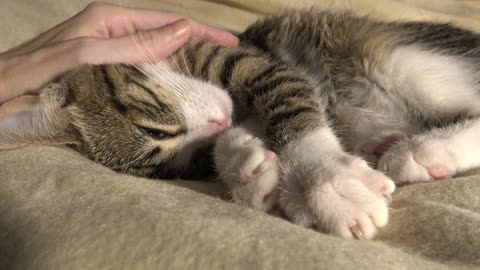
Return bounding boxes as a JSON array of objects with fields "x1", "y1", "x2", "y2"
[
  {"x1": 378, "y1": 118, "x2": 480, "y2": 184},
  {"x1": 372, "y1": 45, "x2": 480, "y2": 116},
  {"x1": 143, "y1": 62, "x2": 232, "y2": 131},
  {"x1": 142, "y1": 62, "x2": 233, "y2": 168},
  {"x1": 214, "y1": 127, "x2": 280, "y2": 211}
]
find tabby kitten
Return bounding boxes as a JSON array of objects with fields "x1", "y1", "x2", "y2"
[{"x1": 2, "y1": 9, "x2": 480, "y2": 239}]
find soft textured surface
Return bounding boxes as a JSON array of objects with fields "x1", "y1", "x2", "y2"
[{"x1": 2, "y1": 1, "x2": 480, "y2": 269}]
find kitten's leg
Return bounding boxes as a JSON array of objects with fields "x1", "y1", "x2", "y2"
[
  {"x1": 378, "y1": 118, "x2": 480, "y2": 185},
  {"x1": 182, "y1": 40, "x2": 395, "y2": 238},
  {"x1": 214, "y1": 127, "x2": 280, "y2": 211},
  {"x1": 280, "y1": 128, "x2": 395, "y2": 239},
  {"x1": 215, "y1": 125, "x2": 396, "y2": 239}
]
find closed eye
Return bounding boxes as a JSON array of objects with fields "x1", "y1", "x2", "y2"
[{"x1": 136, "y1": 125, "x2": 180, "y2": 140}]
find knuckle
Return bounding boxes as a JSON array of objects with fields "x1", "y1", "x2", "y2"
[
  {"x1": 137, "y1": 30, "x2": 158, "y2": 51},
  {"x1": 82, "y1": 1, "x2": 116, "y2": 19},
  {"x1": 84, "y1": 1, "x2": 108, "y2": 13}
]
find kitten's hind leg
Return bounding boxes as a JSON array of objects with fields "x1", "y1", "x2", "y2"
[
  {"x1": 214, "y1": 127, "x2": 280, "y2": 211},
  {"x1": 378, "y1": 118, "x2": 480, "y2": 185}
]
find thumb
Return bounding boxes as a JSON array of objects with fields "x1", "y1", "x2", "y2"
[{"x1": 85, "y1": 19, "x2": 192, "y2": 64}]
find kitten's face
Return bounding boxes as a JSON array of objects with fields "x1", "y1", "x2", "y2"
[{"x1": 68, "y1": 63, "x2": 233, "y2": 179}]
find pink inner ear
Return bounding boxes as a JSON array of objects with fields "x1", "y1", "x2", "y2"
[{"x1": 372, "y1": 133, "x2": 405, "y2": 158}]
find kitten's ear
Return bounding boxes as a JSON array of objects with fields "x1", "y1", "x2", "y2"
[{"x1": 0, "y1": 92, "x2": 81, "y2": 150}]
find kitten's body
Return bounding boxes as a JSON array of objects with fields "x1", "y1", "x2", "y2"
[{"x1": 2, "y1": 9, "x2": 480, "y2": 239}]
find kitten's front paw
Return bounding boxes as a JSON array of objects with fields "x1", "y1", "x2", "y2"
[
  {"x1": 281, "y1": 158, "x2": 395, "y2": 239},
  {"x1": 378, "y1": 138, "x2": 457, "y2": 185},
  {"x1": 215, "y1": 128, "x2": 280, "y2": 211}
]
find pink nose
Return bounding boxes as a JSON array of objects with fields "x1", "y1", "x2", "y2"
[{"x1": 208, "y1": 117, "x2": 231, "y2": 133}]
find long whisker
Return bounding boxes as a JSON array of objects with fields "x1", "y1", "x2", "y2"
[
  {"x1": 127, "y1": 26, "x2": 217, "y2": 117},
  {"x1": 180, "y1": 46, "x2": 193, "y2": 77}
]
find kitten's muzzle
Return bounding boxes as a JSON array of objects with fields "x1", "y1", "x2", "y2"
[{"x1": 208, "y1": 117, "x2": 231, "y2": 134}]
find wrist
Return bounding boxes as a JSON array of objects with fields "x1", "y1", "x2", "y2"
[
  {"x1": 0, "y1": 55, "x2": 16, "y2": 104},
  {"x1": 0, "y1": 53, "x2": 46, "y2": 103},
  {"x1": 0, "y1": 42, "x2": 83, "y2": 104}
]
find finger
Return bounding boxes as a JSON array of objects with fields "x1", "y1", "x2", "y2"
[
  {"x1": 0, "y1": 19, "x2": 190, "y2": 103},
  {"x1": 189, "y1": 22, "x2": 239, "y2": 47},
  {"x1": 106, "y1": 7, "x2": 239, "y2": 46},
  {"x1": 0, "y1": 41, "x2": 81, "y2": 103},
  {"x1": 3, "y1": 12, "x2": 80, "y2": 57},
  {"x1": 83, "y1": 19, "x2": 192, "y2": 64}
]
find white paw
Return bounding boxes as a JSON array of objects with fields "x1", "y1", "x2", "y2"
[
  {"x1": 281, "y1": 157, "x2": 395, "y2": 239},
  {"x1": 377, "y1": 138, "x2": 457, "y2": 185},
  {"x1": 214, "y1": 128, "x2": 280, "y2": 211}
]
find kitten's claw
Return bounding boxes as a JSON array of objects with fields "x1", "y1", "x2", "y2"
[
  {"x1": 214, "y1": 128, "x2": 280, "y2": 211},
  {"x1": 350, "y1": 224, "x2": 364, "y2": 240},
  {"x1": 378, "y1": 138, "x2": 457, "y2": 185},
  {"x1": 281, "y1": 157, "x2": 395, "y2": 239}
]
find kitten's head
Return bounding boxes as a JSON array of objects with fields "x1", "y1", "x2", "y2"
[{"x1": 0, "y1": 63, "x2": 233, "y2": 179}]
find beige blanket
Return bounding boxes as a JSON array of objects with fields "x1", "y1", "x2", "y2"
[{"x1": 1, "y1": 1, "x2": 480, "y2": 269}]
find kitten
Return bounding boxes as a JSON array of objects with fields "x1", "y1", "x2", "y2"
[{"x1": 2, "y1": 9, "x2": 480, "y2": 239}]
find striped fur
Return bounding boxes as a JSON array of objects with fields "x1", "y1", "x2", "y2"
[
  {"x1": 3, "y1": 8, "x2": 480, "y2": 181},
  {"x1": 3, "y1": 9, "x2": 480, "y2": 238}
]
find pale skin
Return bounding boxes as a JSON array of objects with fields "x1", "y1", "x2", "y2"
[{"x1": 0, "y1": 2, "x2": 238, "y2": 118}]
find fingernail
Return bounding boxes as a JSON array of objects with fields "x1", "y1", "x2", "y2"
[{"x1": 172, "y1": 19, "x2": 191, "y2": 41}]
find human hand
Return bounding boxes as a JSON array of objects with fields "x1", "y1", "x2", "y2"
[{"x1": 0, "y1": 2, "x2": 239, "y2": 104}]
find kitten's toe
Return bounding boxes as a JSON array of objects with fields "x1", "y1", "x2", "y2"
[
  {"x1": 280, "y1": 157, "x2": 393, "y2": 239},
  {"x1": 426, "y1": 165, "x2": 451, "y2": 180},
  {"x1": 325, "y1": 175, "x2": 390, "y2": 239},
  {"x1": 216, "y1": 133, "x2": 281, "y2": 211},
  {"x1": 233, "y1": 148, "x2": 281, "y2": 211},
  {"x1": 350, "y1": 159, "x2": 395, "y2": 196}
]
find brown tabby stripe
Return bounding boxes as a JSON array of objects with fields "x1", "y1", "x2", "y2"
[
  {"x1": 250, "y1": 76, "x2": 307, "y2": 98},
  {"x1": 190, "y1": 41, "x2": 208, "y2": 73},
  {"x1": 60, "y1": 82, "x2": 76, "y2": 108},
  {"x1": 180, "y1": 48, "x2": 195, "y2": 75},
  {"x1": 125, "y1": 95, "x2": 160, "y2": 119},
  {"x1": 263, "y1": 88, "x2": 316, "y2": 110},
  {"x1": 240, "y1": 32, "x2": 268, "y2": 52},
  {"x1": 100, "y1": 66, "x2": 128, "y2": 114},
  {"x1": 180, "y1": 40, "x2": 325, "y2": 149},
  {"x1": 226, "y1": 51, "x2": 321, "y2": 147},
  {"x1": 191, "y1": 40, "x2": 208, "y2": 55},
  {"x1": 122, "y1": 64, "x2": 148, "y2": 80},
  {"x1": 268, "y1": 106, "x2": 318, "y2": 127},
  {"x1": 220, "y1": 52, "x2": 256, "y2": 87},
  {"x1": 125, "y1": 94, "x2": 159, "y2": 113},
  {"x1": 246, "y1": 76, "x2": 310, "y2": 107},
  {"x1": 200, "y1": 47, "x2": 221, "y2": 78},
  {"x1": 128, "y1": 79, "x2": 165, "y2": 108},
  {"x1": 247, "y1": 65, "x2": 288, "y2": 87}
]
